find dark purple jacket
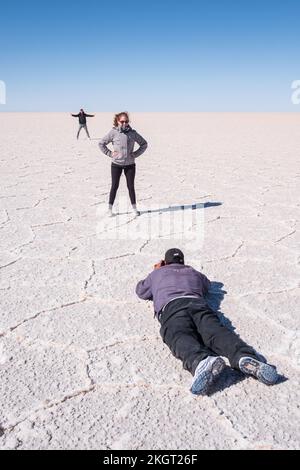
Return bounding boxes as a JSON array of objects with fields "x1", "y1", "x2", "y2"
[{"x1": 136, "y1": 264, "x2": 211, "y2": 316}]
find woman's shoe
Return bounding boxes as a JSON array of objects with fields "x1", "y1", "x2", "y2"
[{"x1": 132, "y1": 205, "x2": 140, "y2": 217}]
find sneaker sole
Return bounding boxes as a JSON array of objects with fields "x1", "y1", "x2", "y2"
[
  {"x1": 239, "y1": 357, "x2": 278, "y2": 385},
  {"x1": 191, "y1": 357, "x2": 226, "y2": 395}
]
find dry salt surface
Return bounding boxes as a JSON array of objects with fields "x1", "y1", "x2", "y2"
[{"x1": 0, "y1": 112, "x2": 299, "y2": 450}]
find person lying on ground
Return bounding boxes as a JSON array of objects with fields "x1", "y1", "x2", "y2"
[{"x1": 136, "y1": 248, "x2": 278, "y2": 395}]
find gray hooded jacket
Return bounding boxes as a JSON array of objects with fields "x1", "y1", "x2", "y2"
[{"x1": 99, "y1": 126, "x2": 148, "y2": 166}]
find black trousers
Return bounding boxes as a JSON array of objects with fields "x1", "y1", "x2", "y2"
[
  {"x1": 159, "y1": 298, "x2": 258, "y2": 375},
  {"x1": 109, "y1": 163, "x2": 136, "y2": 206}
]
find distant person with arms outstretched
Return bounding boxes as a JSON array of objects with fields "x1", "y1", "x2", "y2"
[
  {"x1": 71, "y1": 108, "x2": 95, "y2": 139},
  {"x1": 136, "y1": 248, "x2": 278, "y2": 395}
]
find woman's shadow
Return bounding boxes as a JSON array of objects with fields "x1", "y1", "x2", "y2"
[{"x1": 204, "y1": 282, "x2": 286, "y2": 395}]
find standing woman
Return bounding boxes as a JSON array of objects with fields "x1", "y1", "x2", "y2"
[{"x1": 99, "y1": 112, "x2": 148, "y2": 216}]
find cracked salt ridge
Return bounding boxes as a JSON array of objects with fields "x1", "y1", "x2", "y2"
[
  {"x1": 90, "y1": 200, "x2": 106, "y2": 207},
  {"x1": 0, "y1": 299, "x2": 87, "y2": 338},
  {"x1": 7, "y1": 220, "x2": 71, "y2": 256},
  {"x1": 275, "y1": 229, "x2": 297, "y2": 244},
  {"x1": 16, "y1": 197, "x2": 48, "y2": 210},
  {"x1": 234, "y1": 295, "x2": 300, "y2": 363},
  {"x1": 203, "y1": 240, "x2": 299, "y2": 265},
  {"x1": 31, "y1": 220, "x2": 71, "y2": 228},
  {"x1": 1, "y1": 381, "x2": 192, "y2": 438},
  {"x1": 4, "y1": 314, "x2": 159, "y2": 362},
  {"x1": 89, "y1": 334, "x2": 159, "y2": 353},
  {"x1": 2, "y1": 384, "x2": 96, "y2": 436},
  {"x1": 139, "y1": 240, "x2": 150, "y2": 252},
  {"x1": 18, "y1": 171, "x2": 44, "y2": 179},
  {"x1": 208, "y1": 397, "x2": 285, "y2": 450},
  {"x1": 235, "y1": 286, "x2": 299, "y2": 298},
  {"x1": 99, "y1": 239, "x2": 150, "y2": 259},
  {"x1": 4, "y1": 388, "x2": 282, "y2": 450},
  {"x1": 0, "y1": 258, "x2": 21, "y2": 270},
  {"x1": 8, "y1": 226, "x2": 37, "y2": 255},
  {"x1": 84, "y1": 260, "x2": 96, "y2": 291},
  {"x1": 98, "y1": 219, "x2": 137, "y2": 234},
  {"x1": 205, "y1": 242, "x2": 244, "y2": 263},
  {"x1": 104, "y1": 253, "x2": 135, "y2": 261},
  {"x1": 9, "y1": 335, "x2": 91, "y2": 359},
  {"x1": 206, "y1": 212, "x2": 299, "y2": 231},
  {"x1": 66, "y1": 246, "x2": 78, "y2": 258},
  {"x1": 2, "y1": 183, "x2": 23, "y2": 189},
  {"x1": 209, "y1": 398, "x2": 250, "y2": 448},
  {"x1": 0, "y1": 210, "x2": 10, "y2": 227}
]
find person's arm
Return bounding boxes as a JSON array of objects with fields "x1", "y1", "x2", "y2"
[
  {"x1": 99, "y1": 131, "x2": 113, "y2": 157},
  {"x1": 84, "y1": 113, "x2": 95, "y2": 117},
  {"x1": 193, "y1": 268, "x2": 211, "y2": 295},
  {"x1": 136, "y1": 273, "x2": 153, "y2": 301},
  {"x1": 71, "y1": 114, "x2": 79, "y2": 117},
  {"x1": 132, "y1": 131, "x2": 148, "y2": 158},
  {"x1": 200, "y1": 273, "x2": 211, "y2": 295}
]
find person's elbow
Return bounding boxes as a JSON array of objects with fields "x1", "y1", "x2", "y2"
[
  {"x1": 206, "y1": 278, "x2": 212, "y2": 292},
  {"x1": 135, "y1": 282, "x2": 144, "y2": 299},
  {"x1": 136, "y1": 281, "x2": 151, "y2": 300},
  {"x1": 137, "y1": 141, "x2": 148, "y2": 157},
  {"x1": 98, "y1": 141, "x2": 107, "y2": 153}
]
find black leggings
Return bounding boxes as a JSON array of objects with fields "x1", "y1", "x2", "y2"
[{"x1": 109, "y1": 163, "x2": 136, "y2": 206}]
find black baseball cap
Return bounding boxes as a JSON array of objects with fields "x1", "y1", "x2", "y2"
[{"x1": 164, "y1": 248, "x2": 184, "y2": 265}]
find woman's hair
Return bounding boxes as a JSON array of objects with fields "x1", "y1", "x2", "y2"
[{"x1": 113, "y1": 111, "x2": 130, "y2": 127}]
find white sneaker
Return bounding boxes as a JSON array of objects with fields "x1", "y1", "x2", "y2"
[
  {"x1": 239, "y1": 357, "x2": 278, "y2": 385},
  {"x1": 132, "y1": 206, "x2": 140, "y2": 217},
  {"x1": 107, "y1": 208, "x2": 114, "y2": 217},
  {"x1": 190, "y1": 356, "x2": 226, "y2": 395}
]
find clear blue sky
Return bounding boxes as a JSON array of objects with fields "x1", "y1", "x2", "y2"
[{"x1": 1, "y1": 0, "x2": 299, "y2": 111}]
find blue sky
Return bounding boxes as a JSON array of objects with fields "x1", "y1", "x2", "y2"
[{"x1": 1, "y1": 0, "x2": 299, "y2": 111}]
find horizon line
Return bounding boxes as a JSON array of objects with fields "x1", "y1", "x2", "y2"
[{"x1": 0, "y1": 110, "x2": 299, "y2": 114}]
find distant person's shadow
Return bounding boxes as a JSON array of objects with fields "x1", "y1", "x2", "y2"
[
  {"x1": 204, "y1": 282, "x2": 287, "y2": 394},
  {"x1": 115, "y1": 201, "x2": 222, "y2": 216},
  {"x1": 139, "y1": 201, "x2": 222, "y2": 215}
]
